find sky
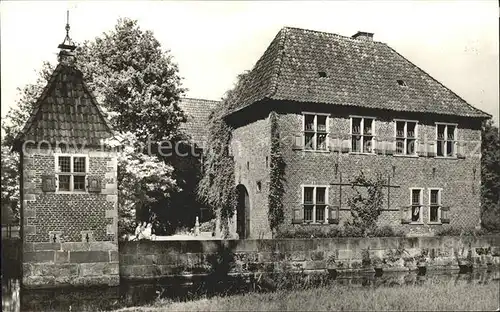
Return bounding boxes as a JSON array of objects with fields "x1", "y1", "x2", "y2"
[{"x1": 1, "y1": 1, "x2": 498, "y2": 124}]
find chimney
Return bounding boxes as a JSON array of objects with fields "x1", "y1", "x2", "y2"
[
  {"x1": 352, "y1": 31, "x2": 374, "y2": 41},
  {"x1": 57, "y1": 10, "x2": 76, "y2": 66}
]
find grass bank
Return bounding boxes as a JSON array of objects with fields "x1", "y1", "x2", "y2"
[{"x1": 115, "y1": 281, "x2": 499, "y2": 311}]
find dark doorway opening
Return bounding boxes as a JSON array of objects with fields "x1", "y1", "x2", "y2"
[{"x1": 236, "y1": 184, "x2": 250, "y2": 239}]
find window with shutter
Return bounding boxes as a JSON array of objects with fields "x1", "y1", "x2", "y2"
[
  {"x1": 42, "y1": 175, "x2": 56, "y2": 192},
  {"x1": 429, "y1": 189, "x2": 442, "y2": 223},
  {"x1": 300, "y1": 185, "x2": 329, "y2": 224},
  {"x1": 410, "y1": 188, "x2": 423, "y2": 223},
  {"x1": 302, "y1": 113, "x2": 329, "y2": 151}
]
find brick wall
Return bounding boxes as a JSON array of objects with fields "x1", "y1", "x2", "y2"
[
  {"x1": 21, "y1": 146, "x2": 119, "y2": 288},
  {"x1": 119, "y1": 235, "x2": 500, "y2": 281},
  {"x1": 276, "y1": 107, "x2": 482, "y2": 236}
]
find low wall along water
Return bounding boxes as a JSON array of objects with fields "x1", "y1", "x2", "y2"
[{"x1": 119, "y1": 235, "x2": 500, "y2": 281}]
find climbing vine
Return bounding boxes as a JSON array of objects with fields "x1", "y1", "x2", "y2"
[
  {"x1": 344, "y1": 171, "x2": 385, "y2": 236},
  {"x1": 197, "y1": 71, "x2": 250, "y2": 237},
  {"x1": 268, "y1": 111, "x2": 286, "y2": 236}
]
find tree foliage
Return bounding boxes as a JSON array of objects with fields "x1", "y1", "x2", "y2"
[
  {"x1": 268, "y1": 111, "x2": 286, "y2": 235},
  {"x1": 481, "y1": 119, "x2": 500, "y2": 232},
  {"x1": 1, "y1": 146, "x2": 20, "y2": 224},
  {"x1": 1, "y1": 18, "x2": 185, "y2": 234},
  {"x1": 345, "y1": 171, "x2": 385, "y2": 236}
]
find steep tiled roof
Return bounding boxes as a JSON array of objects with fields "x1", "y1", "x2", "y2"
[
  {"x1": 15, "y1": 63, "x2": 113, "y2": 146},
  {"x1": 178, "y1": 97, "x2": 220, "y2": 147},
  {"x1": 228, "y1": 27, "x2": 491, "y2": 118}
]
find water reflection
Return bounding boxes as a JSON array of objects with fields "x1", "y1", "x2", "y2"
[{"x1": 2, "y1": 269, "x2": 499, "y2": 312}]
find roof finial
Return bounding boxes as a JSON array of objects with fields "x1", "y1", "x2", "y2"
[{"x1": 58, "y1": 10, "x2": 76, "y2": 51}]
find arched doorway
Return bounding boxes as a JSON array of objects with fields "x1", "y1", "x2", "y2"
[{"x1": 236, "y1": 184, "x2": 250, "y2": 239}]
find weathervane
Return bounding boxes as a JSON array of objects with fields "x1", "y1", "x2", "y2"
[{"x1": 58, "y1": 10, "x2": 76, "y2": 51}]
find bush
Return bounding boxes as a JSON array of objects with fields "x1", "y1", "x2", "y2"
[
  {"x1": 199, "y1": 219, "x2": 216, "y2": 232},
  {"x1": 275, "y1": 225, "x2": 402, "y2": 239},
  {"x1": 434, "y1": 227, "x2": 489, "y2": 237}
]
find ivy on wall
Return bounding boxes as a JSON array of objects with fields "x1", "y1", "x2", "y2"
[
  {"x1": 268, "y1": 111, "x2": 286, "y2": 236},
  {"x1": 344, "y1": 171, "x2": 385, "y2": 237}
]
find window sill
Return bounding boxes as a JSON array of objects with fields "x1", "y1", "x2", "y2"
[
  {"x1": 293, "y1": 148, "x2": 331, "y2": 153},
  {"x1": 434, "y1": 156, "x2": 458, "y2": 160},
  {"x1": 409, "y1": 222, "x2": 424, "y2": 225},
  {"x1": 302, "y1": 222, "x2": 329, "y2": 225},
  {"x1": 349, "y1": 152, "x2": 376, "y2": 156},
  {"x1": 428, "y1": 222, "x2": 443, "y2": 225},
  {"x1": 55, "y1": 191, "x2": 88, "y2": 194},
  {"x1": 393, "y1": 154, "x2": 419, "y2": 158}
]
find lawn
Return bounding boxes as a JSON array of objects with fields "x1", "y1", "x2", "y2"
[{"x1": 114, "y1": 280, "x2": 499, "y2": 312}]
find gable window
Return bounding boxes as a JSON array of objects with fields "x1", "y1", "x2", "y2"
[
  {"x1": 351, "y1": 116, "x2": 375, "y2": 153},
  {"x1": 56, "y1": 155, "x2": 88, "y2": 192},
  {"x1": 429, "y1": 189, "x2": 442, "y2": 223},
  {"x1": 303, "y1": 186, "x2": 328, "y2": 223},
  {"x1": 395, "y1": 120, "x2": 417, "y2": 155},
  {"x1": 303, "y1": 113, "x2": 328, "y2": 151},
  {"x1": 410, "y1": 188, "x2": 423, "y2": 223},
  {"x1": 436, "y1": 123, "x2": 457, "y2": 157}
]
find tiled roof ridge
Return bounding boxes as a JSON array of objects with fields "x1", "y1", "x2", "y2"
[
  {"x1": 281, "y1": 26, "x2": 382, "y2": 44},
  {"x1": 181, "y1": 97, "x2": 221, "y2": 104},
  {"x1": 384, "y1": 44, "x2": 491, "y2": 118}
]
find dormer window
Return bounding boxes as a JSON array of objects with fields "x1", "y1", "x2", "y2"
[
  {"x1": 397, "y1": 79, "x2": 407, "y2": 87},
  {"x1": 318, "y1": 71, "x2": 327, "y2": 78}
]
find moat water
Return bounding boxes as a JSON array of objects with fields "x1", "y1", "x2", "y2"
[{"x1": 2, "y1": 268, "x2": 499, "y2": 312}]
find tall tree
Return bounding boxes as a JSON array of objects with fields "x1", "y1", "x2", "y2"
[
  {"x1": 1, "y1": 18, "x2": 186, "y2": 235},
  {"x1": 481, "y1": 119, "x2": 500, "y2": 232}
]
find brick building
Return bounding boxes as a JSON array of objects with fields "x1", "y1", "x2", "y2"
[
  {"x1": 14, "y1": 33, "x2": 119, "y2": 288},
  {"x1": 223, "y1": 27, "x2": 491, "y2": 238}
]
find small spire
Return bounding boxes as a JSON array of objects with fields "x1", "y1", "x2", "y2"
[{"x1": 58, "y1": 10, "x2": 76, "y2": 66}]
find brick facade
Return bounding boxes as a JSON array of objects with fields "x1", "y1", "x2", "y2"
[
  {"x1": 229, "y1": 104, "x2": 483, "y2": 238},
  {"x1": 21, "y1": 146, "x2": 119, "y2": 288}
]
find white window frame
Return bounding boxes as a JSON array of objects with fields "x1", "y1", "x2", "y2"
[
  {"x1": 428, "y1": 188, "x2": 443, "y2": 224},
  {"x1": 409, "y1": 187, "x2": 424, "y2": 224},
  {"x1": 301, "y1": 185, "x2": 329, "y2": 224},
  {"x1": 54, "y1": 153, "x2": 89, "y2": 193},
  {"x1": 394, "y1": 119, "x2": 418, "y2": 156},
  {"x1": 435, "y1": 122, "x2": 458, "y2": 158},
  {"x1": 302, "y1": 112, "x2": 330, "y2": 151},
  {"x1": 350, "y1": 116, "x2": 376, "y2": 154}
]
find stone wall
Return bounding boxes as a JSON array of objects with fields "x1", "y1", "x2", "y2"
[
  {"x1": 21, "y1": 146, "x2": 119, "y2": 288},
  {"x1": 119, "y1": 235, "x2": 500, "y2": 281}
]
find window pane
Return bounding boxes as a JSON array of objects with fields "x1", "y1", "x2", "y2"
[
  {"x1": 447, "y1": 126, "x2": 455, "y2": 140},
  {"x1": 352, "y1": 136, "x2": 361, "y2": 152},
  {"x1": 446, "y1": 141, "x2": 454, "y2": 157},
  {"x1": 430, "y1": 206, "x2": 439, "y2": 222},
  {"x1": 437, "y1": 125, "x2": 445, "y2": 140},
  {"x1": 396, "y1": 122, "x2": 405, "y2": 138},
  {"x1": 304, "y1": 205, "x2": 313, "y2": 221},
  {"x1": 407, "y1": 122, "x2": 416, "y2": 138},
  {"x1": 352, "y1": 118, "x2": 361, "y2": 134},
  {"x1": 411, "y1": 206, "x2": 420, "y2": 222},
  {"x1": 430, "y1": 190, "x2": 439, "y2": 205},
  {"x1": 59, "y1": 175, "x2": 70, "y2": 191},
  {"x1": 73, "y1": 157, "x2": 86, "y2": 173},
  {"x1": 59, "y1": 157, "x2": 70, "y2": 172},
  {"x1": 363, "y1": 118, "x2": 373, "y2": 135},
  {"x1": 305, "y1": 133, "x2": 315, "y2": 150},
  {"x1": 363, "y1": 136, "x2": 373, "y2": 153},
  {"x1": 305, "y1": 115, "x2": 315, "y2": 131},
  {"x1": 317, "y1": 116, "x2": 327, "y2": 132},
  {"x1": 412, "y1": 189, "x2": 421, "y2": 205},
  {"x1": 396, "y1": 139, "x2": 405, "y2": 154},
  {"x1": 316, "y1": 187, "x2": 326, "y2": 204},
  {"x1": 316, "y1": 205, "x2": 326, "y2": 222},
  {"x1": 437, "y1": 140, "x2": 444, "y2": 156},
  {"x1": 73, "y1": 176, "x2": 86, "y2": 191},
  {"x1": 317, "y1": 134, "x2": 327, "y2": 150},
  {"x1": 406, "y1": 139, "x2": 416, "y2": 155},
  {"x1": 304, "y1": 187, "x2": 314, "y2": 204}
]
